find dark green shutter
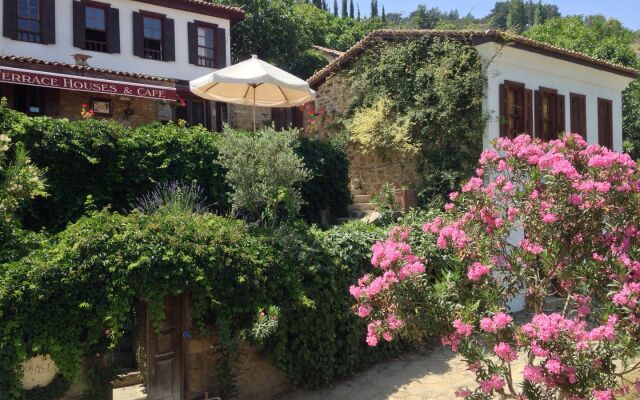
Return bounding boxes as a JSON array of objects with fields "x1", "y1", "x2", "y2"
[
  {"x1": 163, "y1": 18, "x2": 175, "y2": 61},
  {"x1": 107, "y1": 8, "x2": 120, "y2": 53}
]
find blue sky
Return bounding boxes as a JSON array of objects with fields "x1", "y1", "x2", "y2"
[{"x1": 362, "y1": 1, "x2": 640, "y2": 30}]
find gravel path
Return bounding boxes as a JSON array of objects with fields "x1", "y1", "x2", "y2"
[{"x1": 282, "y1": 345, "x2": 526, "y2": 400}]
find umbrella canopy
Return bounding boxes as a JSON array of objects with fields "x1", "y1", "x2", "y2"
[{"x1": 190, "y1": 56, "x2": 316, "y2": 130}]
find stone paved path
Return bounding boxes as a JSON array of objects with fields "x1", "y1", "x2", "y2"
[{"x1": 281, "y1": 345, "x2": 526, "y2": 400}]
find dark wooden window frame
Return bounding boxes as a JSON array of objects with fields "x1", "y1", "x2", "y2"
[
  {"x1": 141, "y1": 11, "x2": 165, "y2": 61},
  {"x1": 535, "y1": 86, "x2": 565, "y2": 142},
  {"x1": 17, "y1": 0, "x2": 42, "y2": 43},
  {"x1": 194, "y1": 20, "x2": 217, "y2": 68},
  {"x1": 83, "y1": 1, "x2": 110, "y2": 52},
  {"x1": 499, "y1": 80, "x2": 532, "y2": 138},
  {"x1": 569, "y1": 93, "x2": 587, "y2": 136},
  {"x1": 598, "y1": 98, "x2": 613, "y2": 149},
  {"x1": 175, "y1": 96, "x2": 211, "y2": 130}
]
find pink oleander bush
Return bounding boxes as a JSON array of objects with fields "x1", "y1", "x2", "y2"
[{"x1": 351, "y1": 134, "x2": 640, "y2": 399}]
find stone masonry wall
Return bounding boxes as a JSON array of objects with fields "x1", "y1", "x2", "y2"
[
  {"x1": 314, "y1": 73, "x2": 422, "y2": 195},
  {"x1": 228, "y1": 103, "x2": 273, "y2": 131}
]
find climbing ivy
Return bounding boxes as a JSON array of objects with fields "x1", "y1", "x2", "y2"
[{"x1": 344, "y1": 36, "x2": 487, "y2": 202}]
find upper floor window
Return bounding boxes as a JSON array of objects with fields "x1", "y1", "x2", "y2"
[
  {"x1": 188, "y1": 21, "x2": 227, "y2": 69},
  {"x1": 499, "y1": 81, "x2": 532, "y2": 138},
  {"x1": 143, "y1": 16, "x2": 162, "y2": 60},
  {"x1": 17, "y1": 0, "x2": 41, "y2": 43},
  {"x1": 133, "y1": 11, "x2": 175, "y2": 62},
  {"x1": 598, "y1": 98, "x2": 613, "y2": 149},
  {"x1": 535, "y1": 87, "x2": 565, "y2": 141},
  {"x1": 197, "y1": 26, "x2": 215, "y2": 67},
  {"x1": 570, "y1": 93, "x2": 587, "y2": 136},
  {"x1": 85, "y1": 6, "x2": 107, "y2": 51},
  {"x1": 3, "y1": 0, "x2": 54, "y2": 44},
  {"x1": 73, "y1": 1, "x2": 120, "y2": 53}
]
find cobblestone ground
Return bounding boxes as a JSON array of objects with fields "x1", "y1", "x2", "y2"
[{"x1": 281, "y1": 344, "x2": 527, "y2": 400}]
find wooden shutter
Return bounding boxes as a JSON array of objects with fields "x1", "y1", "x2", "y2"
[
  {"x1": 187, "y1": 22, "x2": 198, "y2": 65},
  {"x1": 41, "y1": 0, "x2": 55, "y2": 44},
  {"x1": 524, "y1": 89, "x2": 533, "y2": 136},
  {"x1": 570, "y1": 94, "x2": 586, "y2": 135},
  {"x1": 132, "y1": 12, "x2": 144, "y2": 57},
  {"x1": 499, "y1": 84, "x2": 507, "y2": 137},
  {"x1": 107, "y1": 8, "x2": 120, "y2": 53},
  {"x1": 598, "y1": 98, "x2": 613, "y2": 149},
  {"x1": 163, "y1": 18, "x2": 175, "y2": 61},
  {"x1": 215, "y1": 28, "x2": 227, "y2": 68},
  {"x1": 3, "y1": 0, "x2": 18, "y2": 40},
  {"x1": 557, "y1": 94, "x2": 565, "y2": 136},
  {"x1": 534, "y1": 90, "x2": 541, "y2": 139},
  {"x1": 73, "y1": 1, "x2": 85, "y2": 49}
]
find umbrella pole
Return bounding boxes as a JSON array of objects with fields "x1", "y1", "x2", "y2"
[{"x1": 252, "y1": 84, "x2": 256, "y2": 132}]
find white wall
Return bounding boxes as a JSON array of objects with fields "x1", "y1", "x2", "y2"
[
  {"x1": 476, "y1": 43, "x2": 635, "y2": 152},
  {"x1": 0, "y1": 0, "x2": 232, "y2": 81}
]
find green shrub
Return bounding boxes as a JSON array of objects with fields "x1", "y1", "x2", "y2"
[
  {"x1": 0, "y1": 206, "x2": 413, "y2": 398},
  {"x1": 1, "y1": 105, "x2": 351, "y2": 231},
  {"x1": 1, "y1": 105, "x2": 227, "y2": 232},
  {"x1": 345, "y1": 37, "x2": 487, "y2": 203},
  {"x1": 0, "y1": 208, "x2": 290, "y2": 399},
  {"x1": 217, "y1": 127, "x2": 311, "y2": 224},
  {"x1": 297, "y1": 136, "x2": 351, "y2": 224}
]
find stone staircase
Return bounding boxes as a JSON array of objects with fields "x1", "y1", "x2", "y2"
[{"x1": 337, "y1": 189, "x2": 377, "y2": 223}]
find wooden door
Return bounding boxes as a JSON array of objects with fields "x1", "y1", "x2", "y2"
[{"x1": 147, "y1": 295, "x2": 184, "y2": 400}]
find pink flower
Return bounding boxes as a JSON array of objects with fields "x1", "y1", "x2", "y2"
[
  {"x1": 452, "y1": 318, "x2": 473, "y2": 337},
  {"x1": 523, "y1": 365, "x2": 544, "y2": 383},
  {"x1": 454, "y1": 389, "x2": 472, "y2": 398},
  {"x1": 540, "y1": 212, "x2": 558, "y2": 223},
  {"x1": 479, "y1": 374, "x2": 504, "y2": 394},
  {"x1": 494, "y1": 342, "x2": 518, "y2": 362},
  {"x1": 462, "y1": 177, "x2": 483, "y2": 192},
  {"x1": 357, "y1": 304, "x2": 372, "y2": 318},
  {"x1": 545, "y1": 358, "x2": 562, "y2": 374},
  {"x1": 592, "y1": 389, "x2": 614, "y2": 400},
  {"x1": 468, "y1": 262, "x2": 490, "y2": 281}
]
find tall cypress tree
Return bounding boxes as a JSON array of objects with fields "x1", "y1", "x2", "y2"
[
  {"x1": 342, "y1": 0, "x2": 348, "y2": 17},
  {"x1": 357, "y1": 4, "x2": 361, "y2": 20},
  {"x1": 370, "y1": 0, "x2": 378, "y2": 18},
  {"x1": 349, "y1": 0, "x2": 355, "y2": 18},
  {"x1": 323, "y1": 0, "x2": 329, "y2": 11},
  {"x1": 382, "y1": 5, "x2": 386, "y2": 23},
  {"x1": 312, "y1": 0, "x2": 322, "y2": 8},
  {"x1": 333, "y1": 0, "x2": 338, "y2": 16}
]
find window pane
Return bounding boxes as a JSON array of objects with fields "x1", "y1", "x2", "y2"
[
  {"x1": 143, "y1": 17, "x2": 162, "y2": 40},
  {"x1": 86, "y1": 7, "x2": 106, "y2": 31}
]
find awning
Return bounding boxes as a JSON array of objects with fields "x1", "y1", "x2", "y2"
[{"x1": 0, "y1": 66, "x2": 176, "y2": 101}]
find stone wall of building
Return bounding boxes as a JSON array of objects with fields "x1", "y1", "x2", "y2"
[
  {"x1": 313, "y1": 73, "x2": 422, "y2": 196},
  {"x1": 228, "y1": 104, "x2": 273, "y2": 131},
  {"x1": 186, "y1": 330, "x2": 288, "y2": 400},
  {"x1": 57, "y1": 91, "x2": 161, "y2": 127}
]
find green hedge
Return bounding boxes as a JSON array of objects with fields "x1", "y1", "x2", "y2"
[
  {"x1": 265, "y1": 221, "x2": 402, "y2": 387},
  {"x1": 0, "y1": 208, "x2": 403, "y2": 399},
  {"x1": 0, "y1": 106, "x2": 350, "y2": 232}
]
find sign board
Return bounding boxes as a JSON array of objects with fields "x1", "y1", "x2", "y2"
[
  {"x1": 0, "y1": 66, "x2": 176, "y2": 101},
  {"x1": 21, "y1": 355, "x2": 58, "y2": 390}
]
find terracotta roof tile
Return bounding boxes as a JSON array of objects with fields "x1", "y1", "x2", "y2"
[
  {"x1": 308, "y1": 29, "x2": 640, "y2": 88},
  {"x1": 0, "y1": 55, "x2": 175, "y2": 82},
  {"x1": 312, "y1": 45, "x2": 345, "y2": 58},
  {"x1": 134, "y1": 0, "x2": 245, "y2": 23}
]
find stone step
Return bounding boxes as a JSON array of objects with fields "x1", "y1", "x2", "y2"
[
  {"x1": 352, "y1": 194, "x2": 372, "y2": 203},
  {"x1": 348, "y1": 202, "x2": 377, "y2": 212},
  {"x1": 112, "y1": 371, "x2": 143, "y2": 389},
  {"x1": 112, "y1": 384, "x2": 146, "y2": 400},
  {"x1": 351, "y1": 188, "x2": 368, "y2": 196}
]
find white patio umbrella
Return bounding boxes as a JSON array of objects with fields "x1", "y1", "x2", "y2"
[{"x1": 190, "y1": 55, "x2": 316, "y2": 131}]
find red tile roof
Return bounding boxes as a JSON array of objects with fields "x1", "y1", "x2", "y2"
[
  {"x1": 0, "y1": 55, "x2": 174, "y2": 83},
  {"x1": 308, "y1": 29, "x2": 640, "y2": 88},
  {"x1": 133, "y1": 0, "x2": 245, "y2": 23}
]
